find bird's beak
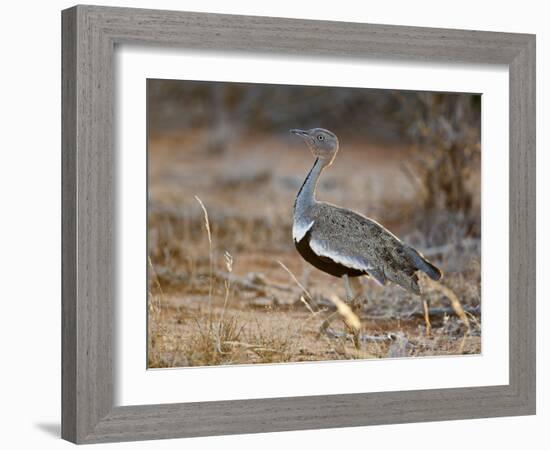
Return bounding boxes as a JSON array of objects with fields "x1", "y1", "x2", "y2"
[{"x1": 290, "y1": 129, "x2": 309, "y2": 138}]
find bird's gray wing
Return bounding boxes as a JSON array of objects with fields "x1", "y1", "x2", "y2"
[
  {"x1": 311, "y1": 204, "x2": 445, "y2": 294},
  {"x1": 307, "y1": 204, "x2": 392, "y2": 285}
]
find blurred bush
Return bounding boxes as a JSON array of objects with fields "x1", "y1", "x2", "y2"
[
  {"x1": 395, "y1": 93, "x2": 481, "y2": 211},
  {"x1": 148, "y1": 79, "x2": 417, "y2": 142}
]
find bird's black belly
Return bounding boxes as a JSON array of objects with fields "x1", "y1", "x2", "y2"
[{"x1": 294, "y1": 230, "x2": 365, "y2": 278}]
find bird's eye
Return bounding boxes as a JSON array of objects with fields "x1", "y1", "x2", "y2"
[{"x1": 317, "y1": 135, "x2": 324, "y2": 140}]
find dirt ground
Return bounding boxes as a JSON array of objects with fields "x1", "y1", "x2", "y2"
[{"x1": 147, "y1": 130, "x2": 481, "y2": 368}]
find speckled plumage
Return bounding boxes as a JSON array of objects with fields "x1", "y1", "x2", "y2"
[{"x1": 296, "y1": 202, "x2": 441, "y2": 294}]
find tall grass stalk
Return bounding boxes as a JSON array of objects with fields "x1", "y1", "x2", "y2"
[{"x1": 194, "y1": 195, "x2": 213, "y2": 312}]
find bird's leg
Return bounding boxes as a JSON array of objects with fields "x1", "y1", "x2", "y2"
[
  {"x1": 318, "y1": 276, "x2": 363, "y2": 346},
  {"x1": 343, "y1": 275, "x2": 361, "y2": 349},
  {"x1": 422, "y1": 298, "x2": 432, "y2": 336},
  {"x1": 349, "y1": 276, "x2": 365, "y2": 315},
  {"x1": 318, "y1": 278, "x2": 346, "y2": 339},
  {"x1": 343, "y1": 274, "x2": 354, "y2": 303}
]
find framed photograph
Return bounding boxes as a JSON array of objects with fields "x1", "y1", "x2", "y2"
[{"x1": 62, "y1": 5, "x2": 536, "y2": 444}]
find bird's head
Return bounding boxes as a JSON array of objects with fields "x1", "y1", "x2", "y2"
[{"x1": 290, "y1": 128, "x2": 339, "y2": 166}]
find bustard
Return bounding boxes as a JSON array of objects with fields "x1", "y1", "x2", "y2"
[{"x1": 290, "y1": 128, "x2": 442, "y2": 339}]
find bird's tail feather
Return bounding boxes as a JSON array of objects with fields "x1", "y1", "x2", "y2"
[{"x1": 405, "y1": 247, "x2": 442, "y2": 281}]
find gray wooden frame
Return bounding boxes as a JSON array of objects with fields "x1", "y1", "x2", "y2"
[{"x1": 62, "y1": 4, "x2": 536, "y2": 444}]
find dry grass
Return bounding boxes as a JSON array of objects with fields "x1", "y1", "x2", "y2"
[{"x1": 147, "y1": 132, "x2": 481, "y2": 368}]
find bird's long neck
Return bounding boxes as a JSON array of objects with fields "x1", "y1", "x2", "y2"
[{"x1": 294, "y1": 157, "x2": 325, "y2": 213}]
